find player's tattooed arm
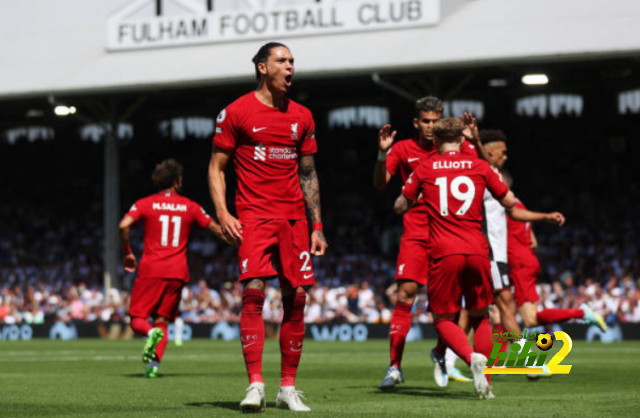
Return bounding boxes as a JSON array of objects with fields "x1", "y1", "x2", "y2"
[
  {"x1": 299, "y1": 154, "x2": 322, "y2": 223},
  {"x1": 394, "y1": 194, "x2": 413, "y2": 215},
  {"x1": 299, "y1": 155, "x2": 328, "y2": 256}
]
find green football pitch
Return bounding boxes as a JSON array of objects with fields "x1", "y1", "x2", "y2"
[{"x1": 1, "y1": 339, "x2": 639, "y2": 417}]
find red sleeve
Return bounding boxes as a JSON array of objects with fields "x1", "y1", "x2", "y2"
[
  {"x1": 385, "y1": 143, "x2": 402, "y2": 176},
  {"x1": 212, "y1": 106, "x2": 239, "y2": 152},
  {"x1": 191, "y1": 202, "x2": 213, "y2": 228},
  {"x1": 125, "y1": 199, "x2": 144, "y2": 222},
  {"x1": 401, "y1": 168, "x2": 422, "y2": 202},
  {"x1": 485, "y1": 163, "x2": 508, "y2": 200},
  {"x1": 461, "y1": 141, "x2": 478, "y2": 158},
  {"x1": 300, "y1": 108, "x2": 318, "y2": 156}
]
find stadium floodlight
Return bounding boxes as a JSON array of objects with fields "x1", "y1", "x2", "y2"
[
  {"x1": 54, "y1": 105, "x2": 77, "y2": 116},
  {"x1": 522, "y1": 74, "x2": 549, "y2": 85}
]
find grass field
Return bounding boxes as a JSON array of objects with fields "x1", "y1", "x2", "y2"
[{"x1": 1, "y1": 338, "x2": 639, "y2": 417}]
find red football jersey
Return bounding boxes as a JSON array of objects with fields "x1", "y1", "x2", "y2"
[
  {"x1": 402, "y1": 151, "x2": 508, "y2": 259},
  {"x1": 507, "y1": 200, "x2": 540, "y2": 268},
  {"x1": 213, "y1": 92, "x2": 317, "y2": 220},
  {"x1": 125, "y1": 192, "x2": 212, "y2": 282},
  {"x1": 387, "y1": 138, "x2": 478, "y2": 238}
]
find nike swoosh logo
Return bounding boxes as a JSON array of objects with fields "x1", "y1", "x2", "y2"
[
  {"x1": 252, "y1": 126, "x2": 267, "y2": 132},
  {"x1": 290, "y1": 348, "x2": 302, "y2": 352},
  {"x1": 303, "y1": 273, "x2": 314, "y2": 279},
  {"x1": 408, "y1": 157, "x2": 420, "y2": 163},
  {"x1": 389, "y1": 331, "x2": 399, "y2": 335},
  {"x1": 242, "y1": 342, "x2": 256, "y2": 349}
]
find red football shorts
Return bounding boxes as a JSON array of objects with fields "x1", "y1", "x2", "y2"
[
  {"x1": 427, "y1": 254, "x2": 493, "y2": 315},
  {"x1": 395, "y1": 235, "x2": 429, "y2": 285},
  {"x1": 237, "y1": 219, "x2": 315, "y2": 288},
  {"x1": 129, "y1": 277, "x2": 184, "y2": 320},
  {"x1": 510, "y1": 263, "x2": 541, "y2": 307}
]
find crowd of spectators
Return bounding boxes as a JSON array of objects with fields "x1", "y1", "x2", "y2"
[
  {"x1": 2, "y1": 195, "x2": 639, "y2": 326},
  {"x1": 2, "y1": 120, "x2": 639, "y2": 327}
]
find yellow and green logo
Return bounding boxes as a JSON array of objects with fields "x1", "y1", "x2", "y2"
[{"x1": 483, "y1": 331, "x2": 573, "y2": 376}]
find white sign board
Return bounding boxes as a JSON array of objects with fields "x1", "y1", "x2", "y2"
[{"x1": 107, "y1": 0, "x2": 440, "y2": 51}]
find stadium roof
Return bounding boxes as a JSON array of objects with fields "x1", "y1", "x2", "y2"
[{"x1": 1, "y1": 0, "x2": 640, "y2": 100}]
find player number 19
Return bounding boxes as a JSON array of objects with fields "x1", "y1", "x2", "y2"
[
  {"x1": 159, "y1": 215, "x2": 182, "y2": 247},
  {"x1": 435, "y1": 176, "x2": 475, "y2": 216}
]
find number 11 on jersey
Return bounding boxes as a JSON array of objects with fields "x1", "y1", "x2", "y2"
[{"x1": 159, "y1": 215, "x2": 182, "y2": 247}]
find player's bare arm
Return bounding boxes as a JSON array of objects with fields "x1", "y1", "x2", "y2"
[
  {"x1": 299, "y1": 154, "x2": 328, "y2": 256},
  {"x1": 507, "y1": 207, "x2": 565, "y2": 226},
  {"x1": 501, "y1": 193, "x2": 565, "y2": 226},
  {"x1": 207, "y1": 220, "x2": 236, "y2": 247},
  {"x1": 460, "y1": 112, "x2": 490, "y2": 162},
  {"x1": 394, "y1": 194, "x2": 413, "y2": 215},
  {"x1": 373, "y1": 124, "x2": 396, "y2": 189},
  {"x1": 208, "y1": 148, "x2": 243, "y2": 244},
  {"x1": 530, "y1": 229, "x2": 539, "y2": 250},
  {"x1": 498, "y1": 190, "x2": 516, "y2": 210},
  {"x1": 118, "y1": 214, "x2": 137, "y2": 273}
]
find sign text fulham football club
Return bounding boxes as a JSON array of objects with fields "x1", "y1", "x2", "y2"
[{"x1": 107, "y1": 0, "x2": 440, "y2": 51}]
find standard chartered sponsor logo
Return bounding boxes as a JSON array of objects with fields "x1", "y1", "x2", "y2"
[
  {"x1": 254, "y1": 145, "x2": 266, "y2": 161},
  {"x1": 269, "y1": 147, "x2": 298, "y2": 160},
  {"x1": 253, "y1": 145, "x2": 297, "y2": 161}
]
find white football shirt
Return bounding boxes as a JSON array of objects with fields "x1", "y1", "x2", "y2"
[{"x1": 483, "y1": 189, "x2": 508, "y2": 263}]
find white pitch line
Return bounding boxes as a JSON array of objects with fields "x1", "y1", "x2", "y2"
[
  {"x1": 0, "y1": 353, "x2": 247, "y2": 363},
  {"x1": 0, "y1": 351, "x2": 389, "y2": 363}
]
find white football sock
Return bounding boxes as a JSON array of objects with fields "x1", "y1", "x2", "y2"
[
  {"x1": 174, "y1": 317, "x2": 183, "y2": 342},
  {"x1": 445, "y1": 347, "x2": 458, "y2": 371}
]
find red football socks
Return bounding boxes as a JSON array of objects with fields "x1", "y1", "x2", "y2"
[
  {"x1": 241, "y1": 289, "x2": 266, "y2": 384},
  {"x1": 131, "y1": 317, "x2": 153, "y2": 336},
  {"x1": 537, "y1": 308, "x2": 584, "y2": 325},
  {"x1": 470, "y1": 315, "x2": 492, "y2": 384},
  {"x1": 153, "y1": 321, "x2": 168, "y2": 362},
  {"x1": 434, "y1": 317, "x2": 472, "y2": 365},
  {"x1": 389, "y1": 301, "x2": 413, "y2": 368},
  {"x1": 280, "y1": 292, "x2": 307, "y2": 387}
]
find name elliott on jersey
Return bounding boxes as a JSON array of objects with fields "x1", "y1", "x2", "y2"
[{"x1": 432, "y1": 160, "x2": 474, "y2": 170}]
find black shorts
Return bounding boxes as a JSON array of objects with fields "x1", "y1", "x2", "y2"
[{"x1": 490, "y1": 261, "x2": 510, "y2": 292}]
